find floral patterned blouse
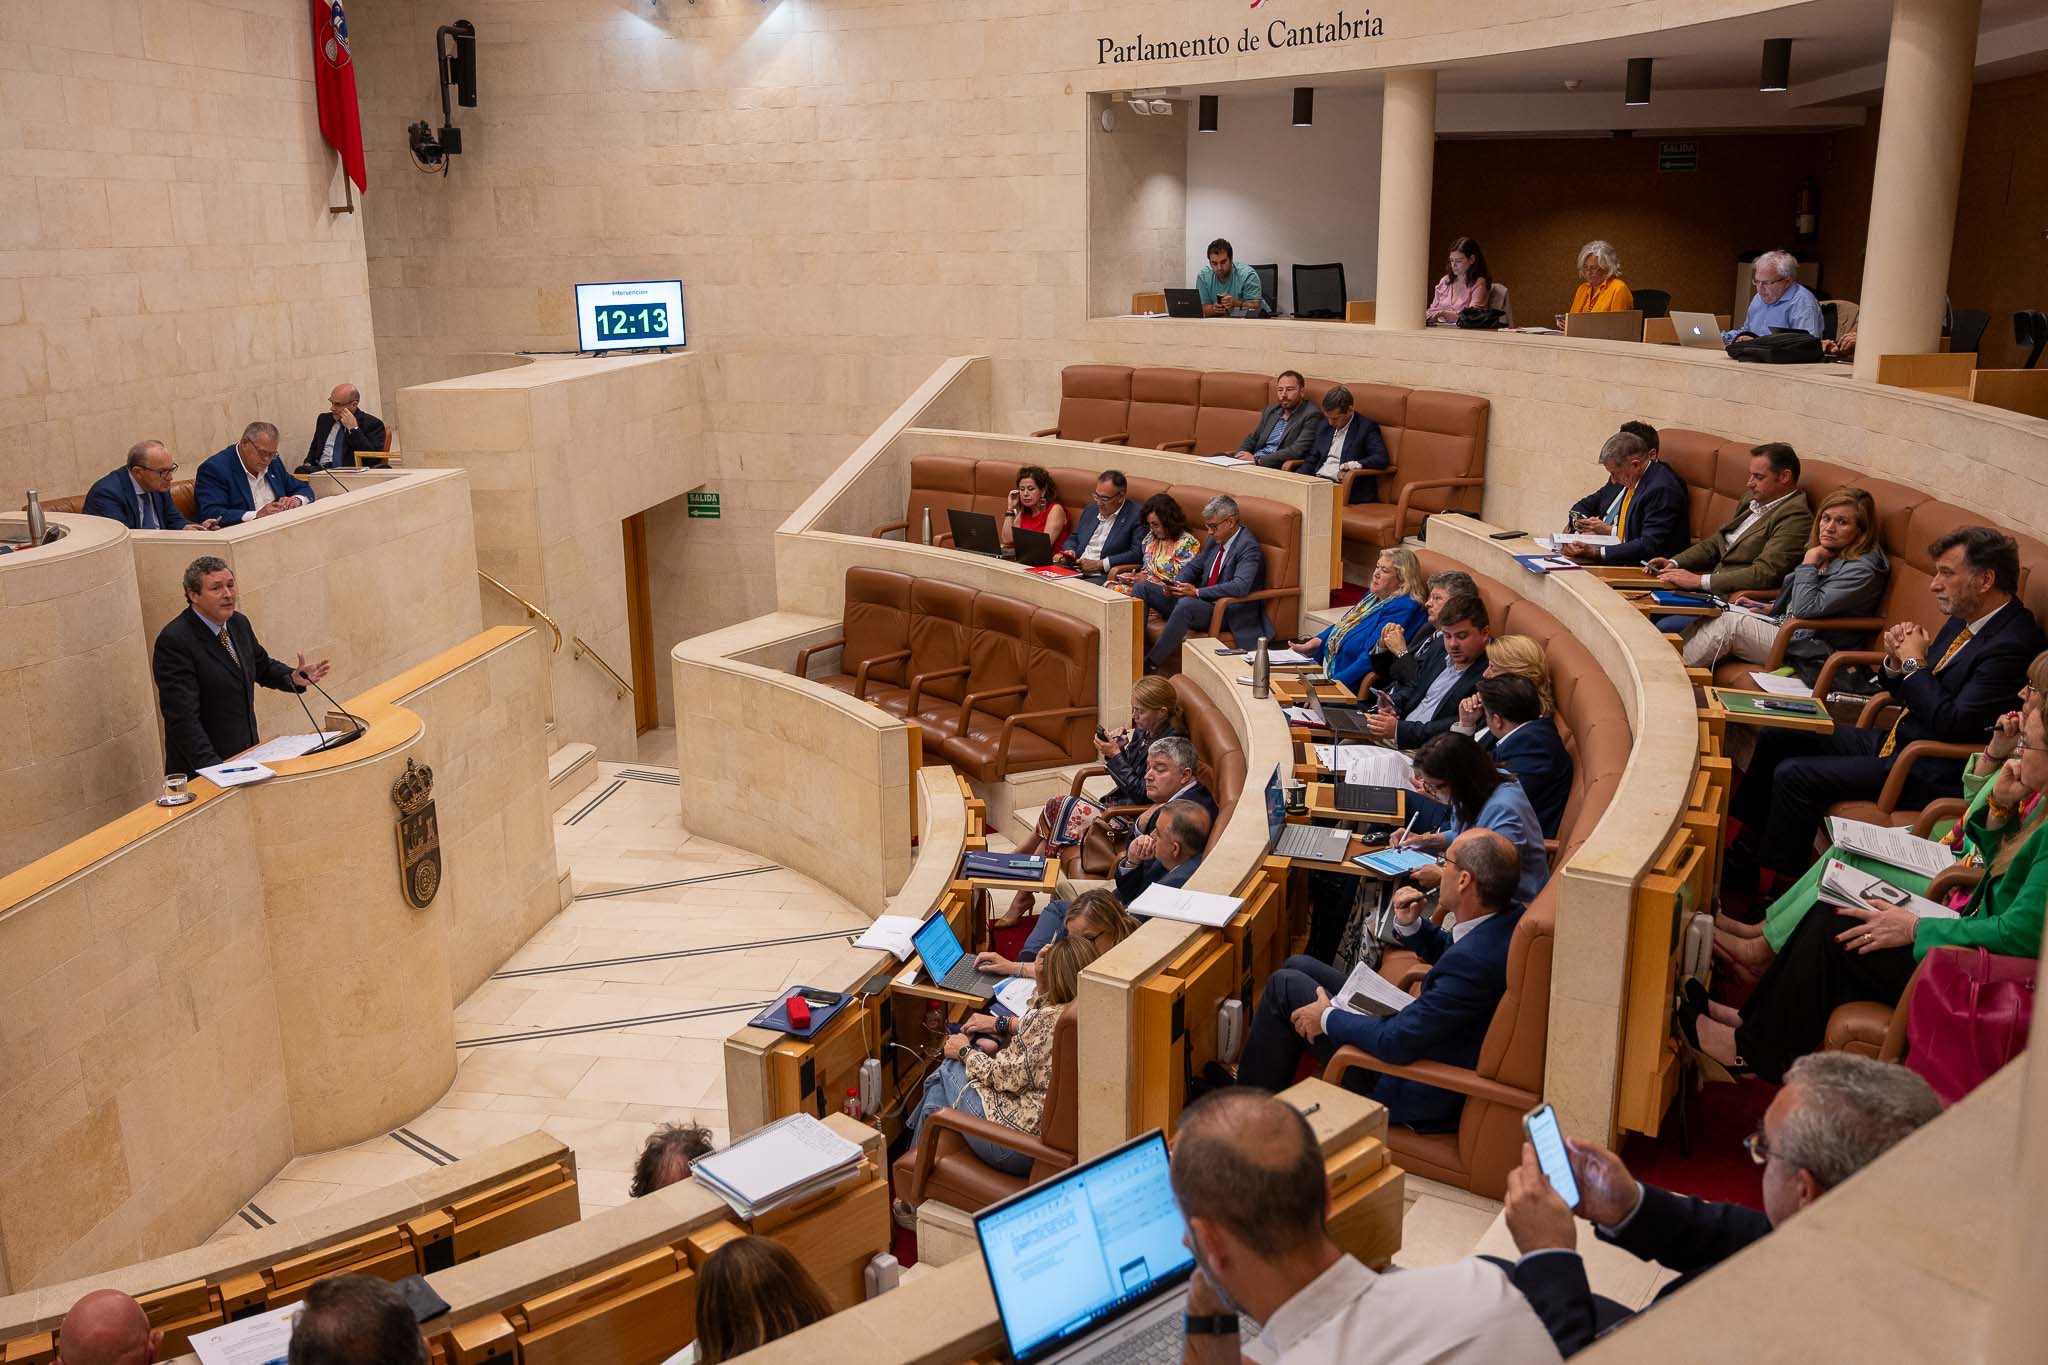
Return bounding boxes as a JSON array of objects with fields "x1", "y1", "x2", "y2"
[
  {"x1": 1111, "y1": 531, "x2": 1201, "y2": 595},
  {"x1": 963, "y1": 1002, "x2": 1065, "y2": 1134}
]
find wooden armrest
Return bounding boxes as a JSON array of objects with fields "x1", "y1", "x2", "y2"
[
  {"x1": 909, "y1": 1107, "x2": 1071, "y2": 1203},
  {"x1": 1068, "y1": 764, "x2": 1110, "y2": 797},
  {"x1": 1729, "y1": 589, "x2": 1776, "y2": 606},
  {"x1": 1030, "y1": 426, "x2": 1059, "y2": 438},
  {"x1": 1814, "y1": 649, "x2": 1887, "y2": 700},
  {"x1": 871, "y1": 519, "x2": 910, "y2": 539},
  {"x1": 1926, "y1": 864, "x2": 1984, "y2": 904},
  {"x1": 994, "y1": 706, "x2": 1098, "y2": 777},
  {"x1": 1094, "y1": 432, "x2": 1131, "y2": 445},
  {"x1": 1394, "y1": 961, "x2": 1430, "y2": 992},
  {"x1": 958, "y1": 683, "x2": 1030, "y2": 731},
  {"x1": 1320, "y1": 1046, "x2": 1540, "y2": 1111},
  {"x1": 1394, "y1": 475, "x2": 1484, "y2": 530},
  {"x1": 1203, "y1": 583, "x2": 1304, "y2": 636},
  {"x1": 934, "y1": 532, "x2": 956, "y2": 547},
  {"x1": 1877, "y1": 739, "x2": 1979, "y2": 812},
  {"x1": 907, "y1": 664, "x2": 971, "y2": 711},
  {"x1": 1760, "y1": 615, "x2": 1879, "y2": 669},
  {"x1": 792, "y1": 636, "x2": 844, "y2": 679},
  {"x1": 1157, "y1": 439, "x2": 1197, "y2": 453},
  {"x1": 852, "y1": 649, "x2": 911, "y2": 700},
  {"x1": 1912, "y1": 798, "x2": 1967, "y2": 839},
  {"x1": 1854, "y1": 690, "x2": 1895, "y2": 728},
  {"x1": 1333, "y1": 464, "x2": 1397, "y2": 505},
  {"x1": 1105, "y1": 564, "x2": 1139, "y2": 581}
]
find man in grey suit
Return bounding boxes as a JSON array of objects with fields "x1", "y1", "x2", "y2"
[
  {"x1": 1134, "y1": 495, "x2": 1272, "y2": 672},
  {"x1": 1229, "y1": 370, "x2": 1324, "y2": 467}
]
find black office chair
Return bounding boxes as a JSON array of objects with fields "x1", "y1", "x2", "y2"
[
  {"x1": 2016, "y1": 310, "x2": 2047, "y2": 369},
  {"x1": 1291, "y1": 263, "x2": 1347, "y2": 320},
  {"x1": 1632, "y1": 289, "x2": 1672, "y2": 320},
  {"x1": 1249, "y1": 263, "x2": 1279, "y2": 316},
  {"x1": 1948, "y1": 308, "x2": 1990, "y2": 357}
]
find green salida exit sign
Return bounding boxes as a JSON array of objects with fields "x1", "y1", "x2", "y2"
[
  {"x1": 1659, "y1": 140, "x2": 1698, "y2": 172},
  {"x1": 687, "y1": 492, "x2": 720, "y2": 519}
]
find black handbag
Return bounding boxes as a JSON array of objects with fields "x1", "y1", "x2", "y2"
[
  {"x1": 1726, "y1": 332, "x2": 1824, "y2": 364},
  {"x1": 1456, "y1": 306, "x2": 1507, "y2": 330}
]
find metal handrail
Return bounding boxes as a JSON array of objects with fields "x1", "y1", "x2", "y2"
[
  {"x1": 476, "y1": 571, "x2": 562, "y2": 654},
  {"x1": 572, "y1": 635, "x2": 634, "y2": 699}
]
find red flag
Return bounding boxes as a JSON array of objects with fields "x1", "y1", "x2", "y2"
[{"x1": 311, "y1": 0, "x2": 366, "y2": 192}]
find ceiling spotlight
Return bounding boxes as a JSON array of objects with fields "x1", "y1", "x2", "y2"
[
  {"x1": 1760, "y1": 38, "x2": 1792, "y2": 92},
  {"x1": 1624, "y1": 57, "x2": 1653, "y2": 107},
  {"x1": 1127, "y1": 95, "x2": 1149, "y2": 116},
  {"x1": 1148, "y1": 98, "x2": 1172, "y2": 115},
  {"x1": 1199, "y1": 94, "x2": 1218, "y2": 132},
  {"x1": 1292, "y1": 87, "x2": 1314, "y2": 127}
]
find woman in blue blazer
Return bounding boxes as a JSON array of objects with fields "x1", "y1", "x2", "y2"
[
  {"x1": 1397, "y1": 731, "x2": 1551, "y2": 905},
  {"x1": 1286, "y1": 547, "x2": 1428, "y2": 693}
]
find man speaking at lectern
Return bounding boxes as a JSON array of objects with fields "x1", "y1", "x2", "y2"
[{"x1": 152, "y1": 556, "x2": 331, "y2": 775}]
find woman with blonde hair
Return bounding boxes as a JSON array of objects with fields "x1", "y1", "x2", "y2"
[
  {"x1": 1482, "y1": 634, "x2": 1554, "y2": 714},
  {"x1": 1570, "y1": 240, "x2": 1634, "y2": 314},
  {"x1": 686, "y1": 1237, "x2": 834, "y2": 1364},
  {"x1": 997, "y1": 675, "x2": 1187, "y2": 925},
  {"x1": 1285, "y1": 546, "x2": 1428, "y2": 692},
  {"x1": 975, "y1": 888, "x2": 1137, "y2": 980}
]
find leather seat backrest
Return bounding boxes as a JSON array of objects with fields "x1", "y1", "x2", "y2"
[
  {"x1": 843, "y1": 567, "x2": 914, "y2": 685},
  {"x1": 907, "y1": 455, "x2": 982, "y2": 537},
  {"x1": 1657, "y1": 429, "x2": 1723, "y2": 539},
  {"x1": 1024, "y1": 607, "x2": 1099, "y2": 754},
  {"x1": 1797, "y1": 458, "x2": 1858, "y2": 511},
  {"x1": 1391, "y1": 393, "x2": 1488, "y2": 516},
  {"x1": 1459, "y1": 889, "x2": 1554, "y2": 1165},
  {"x1": 968, "y1": 595, "x2": 1034, "y2": 718},
  {"x1": 2009, "y1": 532, "x2": 2048, "y2": 630},
  {"x1": 1897, "y1": 501, "x2": 1990, "y2": 635},
  {"x1": 1700, "y1": 440, "x2": 1755, "y2": 532},
  {"x1": 1175, "y1": 674, "x2": 1245, "y2": 816},
  {"x1": 171, "y1": 480, "x2": 198, "y2": 521},
  {"x1": 973, "y1": 460, "x2": 1026, "y2": 522},
  {"x1": 1857, "y1": 477, "x2": 1929, "y2": 551},
  {"x1": 1035, "y1": 1006, "x2": 1082, "y2": 1171},
  {"x1": 42, "y1": 494, "x2": 89, "y2": 514},
  {"x1": 1168, "y1": 484, "x2": 1302, "y2": 639},
  {"x1": 1125, "y1": 474, "x2": 1171, "y2": 510},
  {"x1": 1045, "y1": 465, "x2": 1102, "y2": 534},
  {"x1": 908, "y1": 580, "x2": 976, "y2": 703},
  {"x1": 1499, "y1": 600, "x2": 1565, "y2": 652},
  {"x1": 1192, "y1": 372, "x2": 1275, "y2": 456},
  {"x1": 1126, "y1": 368, "x2": 1202, "y2": 450},
  {"x1": 1345, "y1": 384, "x2": 1412, "y2": 463},
  {"x1": 1054, "y1": 366, "x2": 1133, "y2": 444}
]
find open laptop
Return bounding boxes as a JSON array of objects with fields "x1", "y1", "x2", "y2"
[
  {"x1": 1162, "y1": 288, "x2": 1203, "y2": 319},
  {"x1": 948, "y1": 508, "x2": 1005, "y2": 557},
  {"x1": 910, "y1": 911, "x2": 1008, "y2": 1002},
  {"x1": 977, "y1": 1130, "x2": 1239, "y2": 1365},
  {"x1": 1303, "y1": 681, "x2": 1377, "y2": 739},
  {"x1": 1563, "y1": 309, "x2": 1644, "y2": 343},
  {"x1": 1670, "y1": 310, "x2": 1725, "y2": 349},
  {"x1": 1013, "y1": 526, "x2": 1058, "y2": 566},
  {"x1": 1264, "y1": 764, "x2": 1351, "y2": 864}
]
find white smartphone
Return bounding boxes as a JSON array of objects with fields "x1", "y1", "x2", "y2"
[{"x1": 1523, "y1": 1102, "x2": 1581, "y2": 1209}]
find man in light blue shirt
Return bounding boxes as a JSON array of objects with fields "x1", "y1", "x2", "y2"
[
  {"x1": 1725, "y1": 249, "x2": 1824, "y2": 343},
  {"x1": 1196, "y1": 237, "x2": 1266, "y2": 317}
]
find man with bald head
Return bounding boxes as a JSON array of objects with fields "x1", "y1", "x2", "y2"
[
  {"x1": 57, "y1": 1289, "x2": 160, "y2": 1365},
  {"x1": 1171, "y1": 1089, "x2": 1558, "y2": 1364},
  {"x1": 299, "y1": 383, "x2": 387, "y2": 472}
]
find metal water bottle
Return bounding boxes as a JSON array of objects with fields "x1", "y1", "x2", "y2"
[
  {"x1": 1252, "y1": 636, "x2": 1271, "y2": 699},
  {"x1": 920, "y1": 507, "x2": 933, "y2": 545},
  {"x1": 25, "y1": 489, "x2": 46, "y2": 546}
]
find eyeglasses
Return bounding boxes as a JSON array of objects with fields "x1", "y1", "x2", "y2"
[
  {"x1": 1743, "y1": 1126, "x2": 1773, "y2": 1166},
  {"x1": 1202, "y1": 520, "x2": 1226, "y2": 531},
  {"x1": 1095, "y1": 490, "x2": 1120, "y2": 502},
  {"x1": 2012, "y1": 740, "x2": 2047, "y2": 755},
  {"x1": 143, "y1": 463, "x2": 178, "y2": 474}
]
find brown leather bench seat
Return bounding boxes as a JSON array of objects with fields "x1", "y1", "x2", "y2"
[
  {"x1": 34, "y1": 480, "x2": 199, "y2": 522},
  {"x1": 795, "y1": 567, "x2": 1099, "y2": 782},
  {"x1": 874, "y1": 454, "x2": 1304, "y2": 643}
]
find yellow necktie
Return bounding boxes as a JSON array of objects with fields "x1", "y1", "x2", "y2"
[
  {"x1": 1878, "y1": 628, "x2": 1971, "y2": 758},
  {"x1": 1614, "y1": 485, "x2": 1635, "y2": 537}
]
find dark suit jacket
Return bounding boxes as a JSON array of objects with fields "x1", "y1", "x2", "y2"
[
  {"x1": 196, "y1": 446, "x2": 317, "y2": 526},
  {"x1": 1511, "y1": 1185, "x2": 1772, "y2": 1354},
  {"x1": 1388, "y1": 647, "x2": 1488, "y2": 751},
  {"x1": 1484, "y1": 718, "x2": 1574, "y2": 838},
  {"x1": 1326, "y1": 904, "x2": 1523, "y2": 1130},
  {"x1": 300, "y1": 409, "x2": 387, "y2": 470},
  {"x1": 1884, "y1": 602, "x2": 2048, "y2": 751},
  {"x1": 1059, "y1": 498, "x2": 1146, "y2": 567},
  {"x1": 1370, "y1": 626, "x2": 1438, "y2": 692},
  {"x1": 1177, "y1": 529, "x2": 1272, "y2": 646},
  {"x1": 152, "y1": 607, "x2": 305, "y2": 775},
  {"x1": 1301, "y1": 415, "x2": 1391, "y2": 484},
  {"x1": 1588, "y1": 459, "x2": 1689, "y2": 564},
  {"x1": 1112, "y1": 786, "x2": 1217, "y2": 901},
  {"x1": 1242, "y1": 403, "x2": 1324, "y2": 467},
  {"x1": 81, "y1": 468, "x2": 188, "y2": 530}
]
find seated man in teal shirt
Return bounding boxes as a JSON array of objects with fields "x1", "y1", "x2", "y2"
[{"x1": 1196, "y1": 237, "x2": 1266, "y2": 317}]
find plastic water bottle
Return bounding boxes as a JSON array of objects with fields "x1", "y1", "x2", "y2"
[
  {"x1": 1252, "y1": 636, "x2": 1271, "y2": 699},
  {"x1": 919, "y1": 507, "x2": 933, "y2": 545},
  {"x1": 842, "y1": 1087, "x2": 862, "y2": 1120}
]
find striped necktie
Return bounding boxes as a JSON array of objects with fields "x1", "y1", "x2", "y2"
[
  {"x1": 1878, "y1": 627, "x2": 1971, "y2": 758},
  {"x1": 218, "y1": 624, "x2": 240, "y2": 669}
]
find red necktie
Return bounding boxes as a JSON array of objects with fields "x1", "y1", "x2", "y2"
[{"x1": 1206, "y1": 537, "x2": 1226, "y2": 587}]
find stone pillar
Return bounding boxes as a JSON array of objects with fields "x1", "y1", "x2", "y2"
[
  {"x1": 1852, "y1": 0, "x2": 1982, "y2": 380},
  {"x1": 1374, "y1": 70, "x2": 1437, "y2": 331},
  {"x1": 1986, "y1": 949, "x2": 2048, "y2": 1358}
]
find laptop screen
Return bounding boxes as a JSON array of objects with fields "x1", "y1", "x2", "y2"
[
  {"x1": 1264, "y1": 763, "x2": 1286, "y2": 850},
  {"x1": 976, "y1": 1131, "x2": 1194, "y2": 1364},
  {"x1": 911, "y1": 913, "x2": 965, "y2": 981}
]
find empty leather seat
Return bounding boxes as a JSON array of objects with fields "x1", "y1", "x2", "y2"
[
  {"x1": 1125, "y1": 368, "x2": 1203, "y2": 451},
  {"x1": 1031, "y1": 366, "x2": 1133, "y2": 445}
]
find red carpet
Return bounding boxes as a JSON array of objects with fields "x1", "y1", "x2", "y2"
[
  {"x1": 1330, "y1": 584, "x2": 1366, "y2": 608},
  {"x1": 1618, "y1": 1078, "x2": 1776, "y2": 1211}
]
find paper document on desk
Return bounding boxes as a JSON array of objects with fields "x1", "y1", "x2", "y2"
[
  {"x1": 852, "y1": 914, "x2": 925, "y2": 961},
  {"x1": 1199, "y1": 454, "x2": 1249, "y2": 466},
  {"x1": 1534, "y1": 534, "x2": 1620, "y2": 550},
  {"x1": 1130, "y1": 884, "x2": 1242, "y2": 927},
  {"x1": 995, "y1": 976, "x2": 1036, "y2": 1017},
  {"x1": 1317, "y1": 745, "x2": 1415, "y2": 789},
  {"x1": 239, "y1": 732, "x2": 346, "y2": 764},
  {"x1": 1747, "y1": 672, "x2": 1813, "y2": 697},
  {"x1": 197, "y1": 761, "x2": 276, "y2": 788},
  {"x1": 690, "y1": 1113, "x2": 865, "y2": 1218},
  {"x1": 1816, "y1": 860, "x2": 1957, "y2": 919},
  {"x1": 1826, "y1": 818, "x2": 1956, "y2": 880},
  {"x1": 1241, "y1": 647, "x2": 1318, "y2": 666},
  {"x1": 1283, "y1": 706, "x2": 1319, "y2": 726},
  {"x1": 1332, "y1": 960, "x2": 1414, "y2": 1018},
  {"x1": 190, "y1": 1302, "x2": 303, "y2": 1365}
]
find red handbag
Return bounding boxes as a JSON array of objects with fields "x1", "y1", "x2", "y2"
[{"x1": 1905, "y1": 946, "x2": 2037, "y2": 1104}]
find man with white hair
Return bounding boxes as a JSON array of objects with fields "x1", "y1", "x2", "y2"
[{"x1": 1724, "y1": 249, "x2": 1823, "y2": 344}]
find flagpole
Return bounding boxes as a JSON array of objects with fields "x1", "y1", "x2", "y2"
[{"x1": 329, "y1": 152, "x2": 355, "y2": 215}]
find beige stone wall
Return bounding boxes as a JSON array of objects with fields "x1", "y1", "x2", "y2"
[
  {"x1": 398, "y1": 355, "x2": 707, "y2": 758},
  {"x1": 0, "y1": 514, "x2": 160, "y2": 877},
  {"x1": 0, "y1": 0, "x2": 378, "y2": 500},
  {"x1": 127, "y1": 470, "x2": 483, "y2": 742},
  {"x1": 0, "y1": 794, "x2": 294, "y2": 1292}
]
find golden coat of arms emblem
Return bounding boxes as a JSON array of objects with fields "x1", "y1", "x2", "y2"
[{"x1": 391, "y1": 757, "x2": 442, "y2": 909}]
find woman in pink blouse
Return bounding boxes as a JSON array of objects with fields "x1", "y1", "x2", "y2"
[{"x1": 1425, "y1": 236, "x2": 1492, "y2": 326}]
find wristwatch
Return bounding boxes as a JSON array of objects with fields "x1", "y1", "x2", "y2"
[{"x1": 1183, "y1": 1313, "x2": 1240, "y2": 1336}]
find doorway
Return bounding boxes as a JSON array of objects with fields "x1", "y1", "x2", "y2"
[{"x1": 623, "y1": 513, "x2": 658, "y2": 733}]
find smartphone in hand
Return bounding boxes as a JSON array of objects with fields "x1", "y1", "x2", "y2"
[{"x1": 1523, "y1": 1103, "x2": 1581, "y2": 1209}]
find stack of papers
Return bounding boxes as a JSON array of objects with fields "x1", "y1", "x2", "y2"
[
  {"x1": 852, "y1": 914, "x2": 924, "y2": 960},
  {"x1": 691, "y1": 1114, "x2": 866, "y2": 1219},
  {"x1": 240, "y1": 732, "x2": 348, "y2": 763},
  {"x1": 1747, "y1": 672, "x2": 1813, "y2": 698},
  {"x1": 1816, "y1": 860, "x2": 1957, "y2": 920},
  {"x1": 191, "y1": 1302, "x2": 303, "y2": 1365},
  {"x1": 1312, "y1": 744, "x2": 1415, "y2": 789},
  {"x1": 1534, "y1": 534, "x2": 1621, "y2": 550},
  {"x1": 1243, "y1": 647, "x2": 1318, "y2": 667},
  {"x1": 1199, "y1": 454, "x2": 1249, "y2": 466},
  {"x1": 197, "y1": 761, "x2": 276, "y2": 788},
  {"x1": 1332, "y1": 960, "x2": 1414, "y2": 1018},
  {"x1": 1826, "y1": 818, "x2": 1956, "y2": 879},
  {"x1": 1130, "y1": 884, "x2": 1243, "y2": 927},
  {"x1": 995, "y1": 976, "x2": 1036, "y2": 1016}
]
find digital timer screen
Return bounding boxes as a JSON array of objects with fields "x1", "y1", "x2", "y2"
[{"x1": 574, "y1": 280, "x2": 685, "y2": 352}]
